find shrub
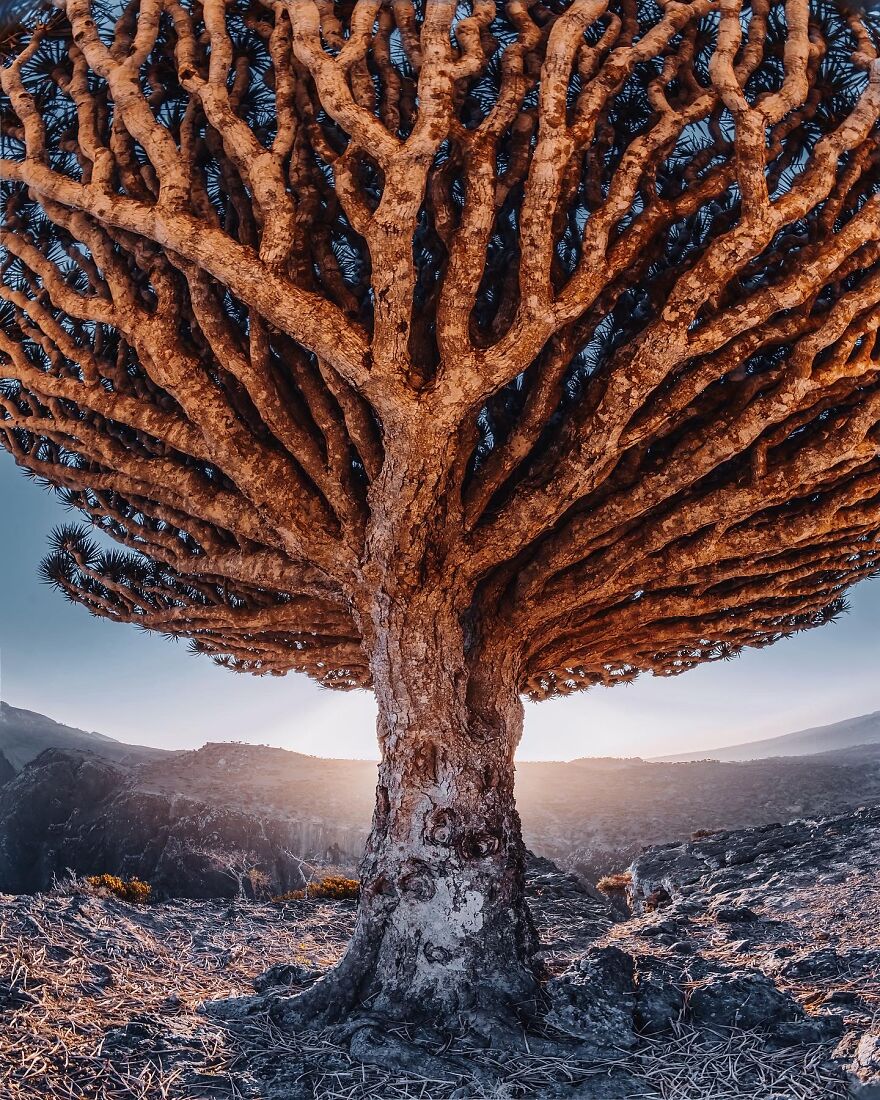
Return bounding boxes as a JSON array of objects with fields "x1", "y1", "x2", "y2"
[
  {"x1": 246, "y1": 867, "x2": 271, "y2": 899},
  {"x1": 596, "y1": 871, "x2": 632, "y2": 894},
  {"x1": 273, "y1": 875, "x2": 360, "y2": 903},
  {"x1": 85, "y1": 874, "x2": 152, "y2": 904}
]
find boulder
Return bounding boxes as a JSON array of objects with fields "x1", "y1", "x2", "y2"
[
  {"x1": 847, "y1": 1031, "x2": 880, "y2": 1099},
  {"x1": 714, "y1": 906, "x2": 760, "y2": 923},
  {"x1": 545, "y1": 946, "x2": 637, "y2": 1053},
  {"x1": 687, "y1": 970, "x2": 802, "y2": 1031},
  {"x1": 633, "y1": 959, "x2": 685, "y2": 1034},
  {"x1": 782, "y1": 949, "x2": 880, "y2": 982},
  {"x1": 253, "y1": 963, "x2": 321, "y2": 993}
]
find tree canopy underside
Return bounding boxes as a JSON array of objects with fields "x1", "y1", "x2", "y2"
[{"x1": 1, "y1": 0, "x2": 879, "y2": 699}]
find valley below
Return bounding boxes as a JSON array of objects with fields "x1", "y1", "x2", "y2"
[{"x1": 2, "y1": 702, "x2": 880, "y2": 896}]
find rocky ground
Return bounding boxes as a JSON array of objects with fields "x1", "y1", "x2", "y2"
[
  {"x1": 2, "y1": 805, "x2": 878, "y2": 1099},
  {"x1": 619, "y1": 804, "x2": 880, "y2": 1097}
]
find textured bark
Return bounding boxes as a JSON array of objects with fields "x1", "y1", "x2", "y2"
[
  {"x1": 316, "y1": 439, "x2": 540, "y2": 1023},
  {"x1": 288, "y1": 594, "x2": 540, "y2": 1025}
]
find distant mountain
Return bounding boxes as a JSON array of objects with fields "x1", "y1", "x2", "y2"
[
  {"x1": 0, "y1": 701, "x2": 169, "y2": 773},
  {"x1": 653, "y1": 710, "x2": 880, "y2": 762},
  {"x1": 0, "y1": 751, "x2": 14, "y2": 785},
  {"x1": 3, "y1": 706, "x2": 880, "y2": 891},
  {"x1": 815, "y1": 740, "x2": 880, "y2": 764}
]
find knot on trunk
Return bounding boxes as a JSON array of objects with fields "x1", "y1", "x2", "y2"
[
  {"x1": 418, "y1": 740, "x2": 442, "y2": 784},
  {"x1": 399, "y1": 860, "x2": 436, "y2": 901},
  {"x1": 425, "y1": 807, "x2": 455, "y2": 847},
  {"x1": 362, "y1": 873, "x2": 398, "y2": 908},
  {"x1": 423, "y1": 943, "x2": 454, "y2": 965},
  {"x1": 457, "y1": 830, "x2": 502, "y2": 861},
  {"x1": 480, "y1": 764, "x2": 503, "y2": 792}
]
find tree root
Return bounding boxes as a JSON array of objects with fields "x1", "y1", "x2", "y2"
[{"x1": 204, "y1": 974, "x2": 620, "y2": 1089}]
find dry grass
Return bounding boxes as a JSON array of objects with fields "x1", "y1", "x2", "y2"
[
  {"x1": 595, "y1": 872, "x2": 633, "y2": 893},
  {"x1": 0, "y1": 881, "x2": 354, "y2": 1099},
  {"x1": 85, "y1": 875, "x2": 153, "y2": 905},
  {"x1": 212, "y1": 1014, "x2": 850, "y2": 1099},
  {"x1": 629, "y1": 1023, "x2": 848, "y2": 1100},
  {"x1": 0, "y1": 879, "x2": 853, "y2": 1099}
]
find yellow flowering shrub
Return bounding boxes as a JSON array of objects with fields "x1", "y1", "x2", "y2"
[
  {"x1": 273, "y1": 875, "x2": 360, "y2": 903},
  {"x1": 85, "y1": 874, "x2": 152, "y2": 904}
]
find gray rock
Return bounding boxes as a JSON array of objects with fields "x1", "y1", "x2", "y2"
[
  {"x1": 847, "y1": 1031, "x2": 880, "y2": 1098},
  {"x1": 725, "y1": 847, "x2": 757, "y2": 866},
  {"x1": 0, "y1": 979, "x2": 38, "y2": 1009},
  {"x1": 782, "y1": 949, "x2": 880, "y2": 981},
  {"x1": 635, "y1": 920, "x2": 679, "y2": 938},
  {"x1": 634, "y1": 960, "x2": 685, "y2": 1034},
  {"x1": 670, "y1": 940, "x2": 695, "y2": 955},
  {"x1": 825, "y1": 990, "x2": 861, "y2": 1006},
  {"x1": 546, "y1": 947, "x2": 636, "y2": 1051},
  {"x1": 687, "y1": 970, "x2": 803, "y2": 1031},
  {"x1": 714, "y1": 906, "x2": 759, "y2": 923},
  {"x1": 252, "y1": 963, "x2": 321, "y2": 993},
  {"x1": 774, "y1": 1015, "x2": 844, "y2": 1046}
]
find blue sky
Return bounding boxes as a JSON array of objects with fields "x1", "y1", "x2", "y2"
[{"x1": 2, "y1": 452, "x2": 879, "y2": 760}]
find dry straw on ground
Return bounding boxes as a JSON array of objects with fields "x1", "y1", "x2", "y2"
[{"x1": 0, "y1": 880, "x2": 856, "y2": 1099}]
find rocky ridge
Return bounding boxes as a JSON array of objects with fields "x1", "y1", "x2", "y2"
[
  {"x1": 3, "y1": 736, "x2": 880, "y2": 896},
  {"x1": 0, "y1": 701, "x2": 168, "y2": 771},
  {"x1": 0, "y1": 750, "x2": 319, "y2": 897},
  {"x1": 616, "y1": 804, "x2": 880, "y2": 1096}
]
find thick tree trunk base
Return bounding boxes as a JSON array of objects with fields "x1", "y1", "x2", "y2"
[
  {"x1": 204, "y1": 958, "x2": 623, "y2": 1090},
  {"x1": 206, "y1": 594, "x2": 567, "y2": 1068},
  {"x1": 266, "y1": 916, "x2": 545, "y2": 1041},
  {"x1": 261, "y1": 592, "x2": 551, "y2": 1049}
]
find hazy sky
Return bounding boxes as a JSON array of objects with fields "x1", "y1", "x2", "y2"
[{"x1": 2, "y1": 453, "x2": 879, "y2": 760}]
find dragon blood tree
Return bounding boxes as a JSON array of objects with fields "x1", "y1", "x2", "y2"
[{"x1": 2, "y1": 0, "x2": 880, "y2": 1034}]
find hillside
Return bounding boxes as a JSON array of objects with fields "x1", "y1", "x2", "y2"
[
  {"x1": 3, "y1": 735, "x2": 880, "y2": 894},
  {"x1": 0, "y1": 701, "x2": 169, "y2": 771},
  {"x1": 0, "y1": 749, "x2": 315, "y2": 897},
  {"x1": 653, "y1": 709, "x2": 880, "y2": 762}
]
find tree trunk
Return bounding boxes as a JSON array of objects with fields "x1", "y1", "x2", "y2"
[{"x1": 279, "y1": 589, "x2": 542, "y2": 1032}]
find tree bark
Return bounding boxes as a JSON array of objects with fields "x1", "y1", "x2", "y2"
[{"x1": 279, "y1": 589, "x2": 542, "y2": 1031}]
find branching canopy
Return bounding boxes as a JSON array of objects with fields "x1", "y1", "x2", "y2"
[{"x1": 2, "y1": 0, "x2": 880, "y2": 699}]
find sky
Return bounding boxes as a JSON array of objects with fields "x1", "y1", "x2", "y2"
[{"x1": 2, "y1": 452, "x2": 879, "y2": 761}]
